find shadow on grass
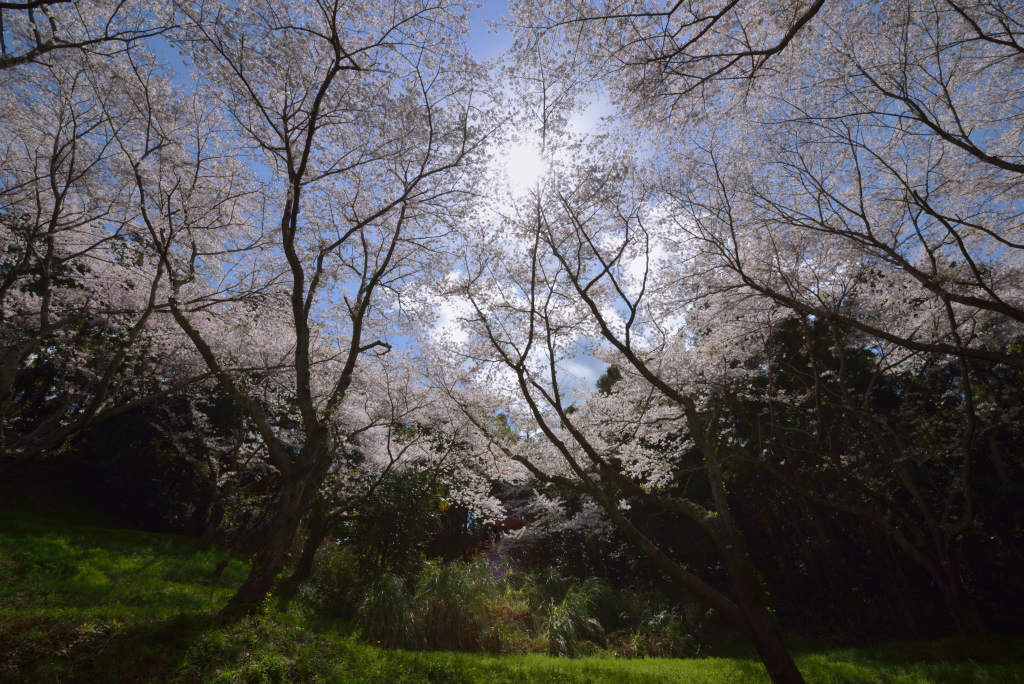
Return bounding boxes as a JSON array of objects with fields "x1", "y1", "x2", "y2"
[
  {"x1": 2, "y1": 503, "x2": 1023, "y2": 684},
  {"x1": 842, "y1": 636, "x2": 1024, "y2": 665},
  {"x1": 0, "y1": 611, "x2": 216, "y2": 684},
  {"x1": 791, "y1": 636, "x2": 1024, "y2": 684}
]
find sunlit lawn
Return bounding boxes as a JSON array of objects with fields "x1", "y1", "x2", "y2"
[{"x1": 1, "y1": 509, "x2": 1022, "y2": 683}]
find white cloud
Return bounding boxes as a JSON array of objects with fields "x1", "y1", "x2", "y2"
[{"x1": 431, "y1": 296, "x2": 471, "y2": 345}]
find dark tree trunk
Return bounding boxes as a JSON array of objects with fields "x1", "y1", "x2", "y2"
[
  {"x1": 700, "y1": 443, "x2": 806, "y2": 684},
  {"x1": 220, "y1": 445, "x2": 327, "y2": 616},
  {"x1": 582, "y1": 477, "x2": 806, "y2": 684},
  {"x1": 739, "y1": 607, "x2": 806, "y2": 684},
  {"x1": 920, "y1": 537, "x2": 987, "y2": 635},
  {"x1": 219, "y1": 429, "x2": 332, "y2": 618},
  {"x1": 184, "y1": 497, "x2": 211, "y2": 536},
  {"x1": 195, "y1": 501, "x2": 224, "y2": 549},
  {"x1": 939, "y1": 570, "x2": 987, "y2": 635},
  {"x1": 883, "y1": 538, "x2": 920, "y2": 637},
  {"x1": 277, "y1": 497, "x2": 332, "y2": 609},
  {"x1": 220, "y1": 481, "x2": 306, "y2": 618},
  {"x1": 717, "y1": 542, "x2": 805, "y2": 684}
]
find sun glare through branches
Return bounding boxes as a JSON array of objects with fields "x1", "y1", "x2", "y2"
[{"x1": 501, "y1": 139, "x2": 546, "y2": 192}]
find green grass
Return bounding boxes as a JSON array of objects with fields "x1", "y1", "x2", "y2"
[
  {"x1": 0, "y1": 514, "x2": 248, "y2": 619},
  {"x1": 1, "y1": 508, "x2": 1022, "y2": 683}
]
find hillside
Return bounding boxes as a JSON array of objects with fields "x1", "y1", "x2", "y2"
[{"x1": 1, "y1": 502, "x2": 1022, "y2": 684}]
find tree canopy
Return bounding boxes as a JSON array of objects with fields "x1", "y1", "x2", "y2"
[{"x1": 2, "y1": 1, "x2": 1022, "y2": 682}]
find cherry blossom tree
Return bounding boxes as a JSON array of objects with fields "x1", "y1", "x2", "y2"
[
  {"x1": 429, "y1": 122, "x2": 808, "y2": 680},
  {"x1": 154, "y1": 0, "x2": 489, "y2": 615},
  {"x1": 508, "y1": 0, "x2": 1024, "y2": 368},
  {"x1": 599, "y1": 0, "x2": 1024, "y2": 633},
  {"x1": 714, "y1": 316, "x2": 997, "y2": 634},
  {"x1": 0, "y1": 0, "x2": 171, "y2": 71},
  {"x1": 276, "y1": 350, "x2": 505, "y2": 606},
  {"x1": 507, "y1": 0, "x2": 826, "y2": 107},
  {"x1": 0, "y1": 44, "x2": 211, "y2": 468},
  {"x1": 469, "y1": 0, "x2": 1023, "y2": 652},
  {"x1": 3, "y1": 0, "x2": 1019, "y2": 649}
]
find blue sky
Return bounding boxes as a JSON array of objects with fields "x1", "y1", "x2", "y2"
[
  {"x1": 466, "y1": 1, "x2": 515, "y2": 61},
  {"x1": 156, "y1": 1, "x2": 515, "y2": 80},
  {"x1": 150, "y1": 1, "x2": 609, "y2": 395}
]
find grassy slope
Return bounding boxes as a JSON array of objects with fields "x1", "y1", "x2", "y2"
[{"x1": 1, "y1": 506, "x2": 1022, "y2": 684}]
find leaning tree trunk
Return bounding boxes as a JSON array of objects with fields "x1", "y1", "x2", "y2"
[
  {"x1": 936, "y1": 551, "x2": 987, "y2": 635},
  {"x1": 739, "y1": 606, "x2": 806, "y2": 684},
  {"x1": 576, "y1": 477, "x2": 806, "y2": 684},
  {"x1": 611, "y1": 498, "x2": 805, "y2": 684},
  {"x1": 909, "y1": 528, "x2": 988, "y2": 636},
  {"x1": 220, "y1": 431, "x2": 332, "y2": 618},
  {"x1": 941, "y1": 583, "x2": 987, "y2": 636},
  {"x1": 698, "y1": 426, "x2": 806, "y2": 684},
  {"x1": 276, "y1": 496, "x2": 332, "y2": 609},
  {"x1": 220, "y1": 479, "x2": 307, "y2": 618},
  {"x1": 716, "y1": 519, "x2": 805, "y2": 684},
  {"x1": 195, "y1": 501, "x2": 225, "y2": 549}
]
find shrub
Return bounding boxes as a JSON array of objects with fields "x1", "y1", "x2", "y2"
[
  {"x1": 547, "y1": 582, "x2": 608, "y2": 658},
  {"x1": 625, "y1": 590, "x2": 711, "y2": 658},
  {"x1": 299, "y1": 541, "x2": 365, "y2": 619},
  {"x1": 359, "y1": 574, "x2": 419, "y2": 649},
  {"x1": 416, "y1": 561, "x2": 490, "y2": 652},
  {"x1": 483, "y1": 583, "x2": 537, "y2": 655},
  {"x1": 339, "y1": 553, "x2": 711, "y2": 660},
  {"x1": 534, "y1": 566, "x2": 568, "y2": 609}
]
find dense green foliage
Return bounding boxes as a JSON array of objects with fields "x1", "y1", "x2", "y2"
[
  {"x1": 511, "y1": 322, "x2": 1024, "y2": 642},
  {"x1": 301, "y1": 539, "x2": 708, "y2": 658},
  {"x1": 1, "y1": 508, "x2": 1023, "y2": 683}
]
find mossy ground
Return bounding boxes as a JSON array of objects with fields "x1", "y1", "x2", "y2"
[{"x1": 1, "y1": 506, "x2": 1022, "y2": 683}]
